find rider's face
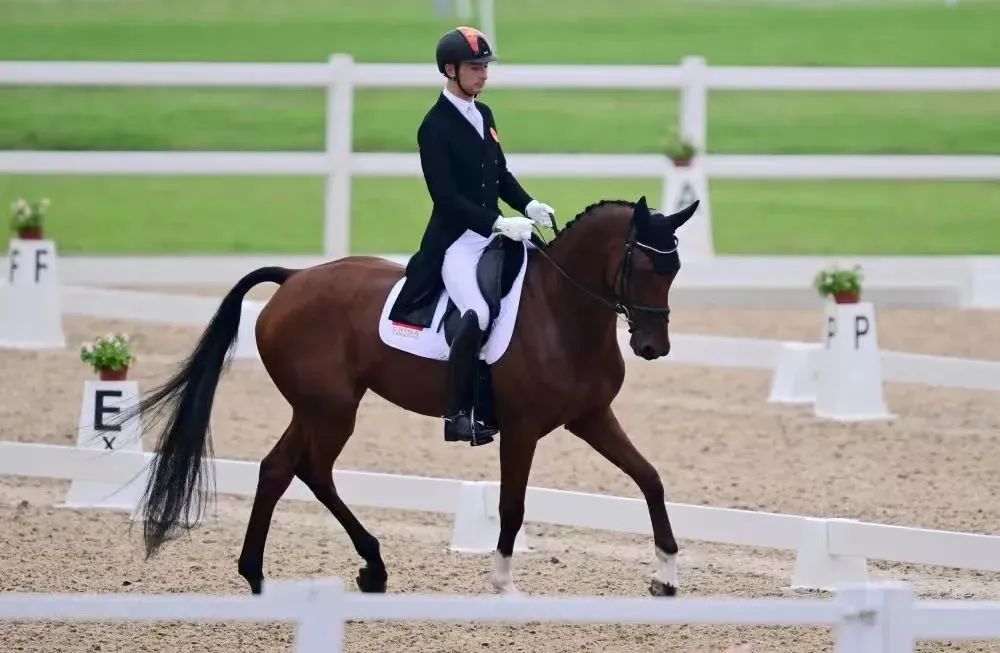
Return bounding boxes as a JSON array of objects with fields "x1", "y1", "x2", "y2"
[{"x1": 455, "y1": 62, "x2": 488, "y2": 95}]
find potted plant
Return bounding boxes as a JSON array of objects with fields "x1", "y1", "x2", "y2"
[
  {"x1": 813, "y1": 264, "x2": 864, "y2": 304},
  {"x1": 664, "y1": 130, "x2": 697, "y2": 167},
  {"x1": 9, "y1": 197, "x2": 50, "y2": 240},
  {"x1": 80, "y1": 333, "x2": 136, "y2": 381}
]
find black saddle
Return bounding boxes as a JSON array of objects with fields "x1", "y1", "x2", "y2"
[
  {"x1": 439, "y1": 236, "x2": 524, "y2": 346},
  {"x1": 388, "y1": 236, "x2": 526, "y2": 343}
]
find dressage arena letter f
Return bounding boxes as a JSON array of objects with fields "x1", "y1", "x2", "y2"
[
  {"x1": 8, "y1": 248, "x2": 17, "y2": 283},
  {"x1": 825, "y1": 316, "x2": 836, "y2": 347},
  {"x1": 94, "y1": 390, "x2": 123, "y2": 450},
  {"x1": 35, "y1": 248, "x2": 48, "y2": 283}
]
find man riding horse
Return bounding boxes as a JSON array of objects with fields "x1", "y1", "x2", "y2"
[{"x1": 389, "y1": 26, "x2": 556, "y2": 447}]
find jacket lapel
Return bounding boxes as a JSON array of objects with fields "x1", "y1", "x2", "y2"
[{"x1": 436, "y1": 93, "x2": 486, "y2": 145}]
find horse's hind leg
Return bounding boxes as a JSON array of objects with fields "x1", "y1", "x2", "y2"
[
  {"x1": 296, "y1": 403, "x2": 388, "y2": 593},
  {"x1": 238, "y1": 420, "x2": 305, "y2": 594}
]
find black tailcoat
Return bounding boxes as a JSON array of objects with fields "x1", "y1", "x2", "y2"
[{"x1": 387, "y1": 93, "x2": 533, "y2": 325}]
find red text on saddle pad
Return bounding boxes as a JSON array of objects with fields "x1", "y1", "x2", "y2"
[{"x1": 391, "y1": 321, "x2": 423, "y2": 339}]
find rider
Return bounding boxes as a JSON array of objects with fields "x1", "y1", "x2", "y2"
[{"x1": 402, "y1": 26, "x2": 556, "y2": 446}]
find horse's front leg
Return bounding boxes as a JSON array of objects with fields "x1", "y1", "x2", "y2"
[
  {"x1": 566, "y1": 407, "x2": 679, "y2": 596},
  {"x1": 492, "y1": 429, "x2": 538, "y2": 595}
]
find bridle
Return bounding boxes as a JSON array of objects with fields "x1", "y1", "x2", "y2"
[{"x1": 531, "y1": 217, "x2": 676, "y2": 333}]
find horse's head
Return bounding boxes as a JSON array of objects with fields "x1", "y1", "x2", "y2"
[{"x1": 613, "y1": 195, "x2": 698, "y2": 360}]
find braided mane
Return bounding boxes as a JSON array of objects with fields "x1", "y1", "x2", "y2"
[{"x1": 543, "y1": 199, "x2": 635, "y2": 249}]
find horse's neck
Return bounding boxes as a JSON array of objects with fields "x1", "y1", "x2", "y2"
[{"x1": 533, "y1": 212, "x2": 629, "y2": 348}]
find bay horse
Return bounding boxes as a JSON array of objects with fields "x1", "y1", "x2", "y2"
[{"x1": 132, "y1": 195, "x2": 699, "y2": 597}]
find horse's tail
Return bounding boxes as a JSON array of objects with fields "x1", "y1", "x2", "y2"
[{"x1": 136, "y1": 266, "x2": 293, "y2": 558}]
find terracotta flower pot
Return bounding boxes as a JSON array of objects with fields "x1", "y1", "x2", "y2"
[
  {"x1": 99, "y1": 366, "x2": 129, "y2": 381},
  {"x1": 833, "y1": 290, "x2": 860, "y2": 304},
  {"x1": 670, "y1": 156, "x2": 692, "y2": 168},
  {"x1": 17, "y1": 227, "x2": 43, "y2": 240}
]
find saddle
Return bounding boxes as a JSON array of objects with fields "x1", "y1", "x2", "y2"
[{"x1": 387, "y1": 236, "x2": 527, "y2": 433}]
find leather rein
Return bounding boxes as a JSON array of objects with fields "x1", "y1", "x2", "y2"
[{"x1": 530, "y1": 217, "x2": 675, "y2": 333}]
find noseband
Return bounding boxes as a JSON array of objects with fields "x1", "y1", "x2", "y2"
[{"x1": 533, "y1": 222, "x2": 676, "y2": 332}]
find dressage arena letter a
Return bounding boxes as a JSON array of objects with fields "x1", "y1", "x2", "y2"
[{"x1": 675, "y1": 181, "x2": 700, "y2": 213}]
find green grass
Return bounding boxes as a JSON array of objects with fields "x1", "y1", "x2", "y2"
[
  {"x1": 3, "y1": 88, "x2": 999, "y2": 155},
  {"x1": 4, "y1": 175, "x2": 999, "y2": 256},
  {"x1": 2, "y1": 0, "x2": 999, "y2": 254},
  {"x1": 1, "y1": 0, "x2": 998, "y2": 65}
]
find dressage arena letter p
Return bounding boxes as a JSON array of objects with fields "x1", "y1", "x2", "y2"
[
  {"x1": 814, "y1": 300, "x2": 891, "y2": 422},
  {"x1": 62, "y1": 379, "x2": 147, "y2": 511}
]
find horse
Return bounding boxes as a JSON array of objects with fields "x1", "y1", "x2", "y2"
[{"x1": 131, "y1": 194, "x2": 699, "y2": 597}]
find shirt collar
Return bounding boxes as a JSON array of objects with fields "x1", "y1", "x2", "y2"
[{"x1": 442, "y1": 86, "x2": 476, "y2": 114}]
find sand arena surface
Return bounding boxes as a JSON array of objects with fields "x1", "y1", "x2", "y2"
[{"x1": 2, "y1": 303, "x2": 1000, "y2": 652}]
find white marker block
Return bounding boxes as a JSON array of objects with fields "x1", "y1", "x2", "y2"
[
  {"x1": 233, "y1": 299, "x2": 264, "y2": 360},
  {"x1": 660, "y1": 161, "x2": 713, "y2": 259},
  {"x1": 0, "y1": 238, "x2": 65, "y2": 349},
  {"x1": 63, "y1": 380, "x2": 147, "y2": 511},
  {"x1": 449, "y1": 481, "x2": 530, "y2": 554},
  {"x1": 768, "y1": 342, "x2": 821, "y2": 404},
  {"x1": 791, "y1": 518, "x2": 868, "y2": 591},
  {"x1": 814, "y1": 301, "x2": 893, "y2": 421}
]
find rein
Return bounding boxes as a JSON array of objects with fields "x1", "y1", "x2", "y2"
[{"x1": 531, "y1": 221, "x2": 674, "y2": 332}]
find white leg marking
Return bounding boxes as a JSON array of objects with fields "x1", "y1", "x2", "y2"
[
  {"x1": 653, "y1": 547, "x2": 679, "y2": 590},
  {"x1": 490, "y1": 551, "x2": 519, "y2": 595}
]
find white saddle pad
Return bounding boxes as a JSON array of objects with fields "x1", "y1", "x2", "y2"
[{"x1": 378, "y1": 243, "x2": 529, "y2": 365}]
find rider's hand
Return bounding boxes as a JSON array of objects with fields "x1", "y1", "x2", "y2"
[
  {"x1": 524, "y1": 199, "x2": 555, "y2": 228},
  {"x1": 493, "y1": 216, "x2": 534, "y2": 242}
]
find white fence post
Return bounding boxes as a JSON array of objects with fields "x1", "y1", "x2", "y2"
[
  {"x1": 835, "y1": 582, "x2": 915, "y2": 653},
  {"x1": 479, "y1": 0, "x2": 497, "y2": 52},
  {"x1": 267, "y1": 579, "x2": 345, "y2": 653},
  {"x1": 324, "y1": 54, "x2": 354, "y2": 261},
  {"x1": 679, "y1": 56, "x2": 708, "y2": 152}
]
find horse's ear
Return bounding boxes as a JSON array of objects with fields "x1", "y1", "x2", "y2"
[
  {"x1": 633, "y1": 195, "x2": 652, "y2": 227},
  {"x1": 664, "y1": 200, "x2": 700, "y2": 231}
]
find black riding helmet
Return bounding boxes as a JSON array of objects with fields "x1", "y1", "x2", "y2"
[{"x1": 436, "y1": 27, "x2": 497, "y2": 96}]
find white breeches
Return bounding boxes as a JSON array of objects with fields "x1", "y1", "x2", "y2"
[{"x1": 442, "y1": 229, "x2": 494, "y2": 331}]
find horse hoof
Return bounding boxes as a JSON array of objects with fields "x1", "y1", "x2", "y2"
[
  {"x1": 246, "y1": 576, "x2": 263, "y2": 595},
  {"x1": 356, "y1": 566, "x2": 387, "y2": 593},
  {"x1": 649, "y1": 578, "x2": 677, "y2": 597}
]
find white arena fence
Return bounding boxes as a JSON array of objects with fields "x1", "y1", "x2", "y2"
[
  {"x1": 3, "y1": 579, "x2": 1000, "y2": 653},
  {"x1": 1, "y1": 57, "x2": 999, "y2": 258},
  {"x1": 3, "y1": 440, "x2": 1000, "y2": 592},
  {"x1": 55, "y1": 284, "x2": 1000, "y2": 392}
]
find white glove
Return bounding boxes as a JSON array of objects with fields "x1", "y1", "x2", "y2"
[
  {"x1": 493, "y1": 216, "x2": 534, "y2": 242},
  {"x1": 524, "y1": 199, "x2": 555, "y2": 228}
]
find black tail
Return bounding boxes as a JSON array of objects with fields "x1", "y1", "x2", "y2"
[{"x1": 135, "y1": 266, "x2": 292, "y2": 558}]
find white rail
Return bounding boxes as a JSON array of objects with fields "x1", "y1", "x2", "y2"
[
  {"x1": 2, "y1": 56, "x2": 998, "y2": 258},
  {"x1": 3, "y1": 580, "x2": 1000, "y2": 652}
]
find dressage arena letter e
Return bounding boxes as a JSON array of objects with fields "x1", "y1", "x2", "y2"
[{"x1": 94, "y1": 389, "x2": 124, "y2": 446}]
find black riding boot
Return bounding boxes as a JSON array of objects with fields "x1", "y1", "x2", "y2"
[{"x1": 444, "y1": 310, "x2": 493, "y2": 446}]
